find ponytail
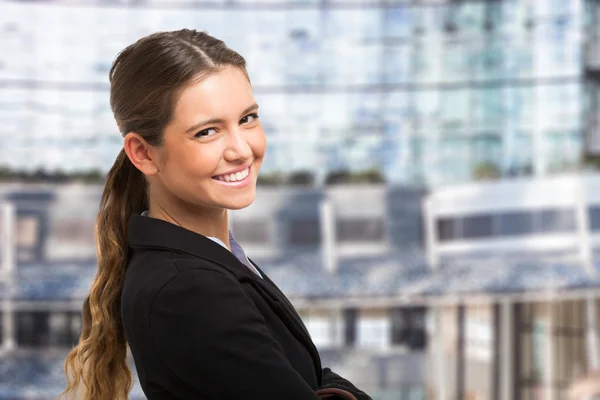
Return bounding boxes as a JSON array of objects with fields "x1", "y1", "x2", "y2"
[{"x1": 60, "y1": 148, "x2": 147, "y2": 400}]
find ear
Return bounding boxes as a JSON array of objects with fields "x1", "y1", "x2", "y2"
[{"x1": 123, "y1": 133, "x2": 160, "y2": 176}]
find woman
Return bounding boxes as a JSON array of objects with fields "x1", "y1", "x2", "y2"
[{"x1": 60, "y1": 29, "x2": 371, "y2": 400}]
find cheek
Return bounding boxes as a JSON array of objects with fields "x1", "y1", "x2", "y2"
[
  {"x1": 251, "y1": 129, "x2": 267, "y2": 158},
  {"x1": 165, "y1": 146, "x2": 218, "y2": 181}
]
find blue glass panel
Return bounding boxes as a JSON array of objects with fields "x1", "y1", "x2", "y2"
[
  {"x1": 322, "y1": 42, "x2": 382, "y2": 86},
  {"x1": 383, "y1": 7, "x2": 413, "y2": 39},
  {"x1": 504, "y1": 41, "x2": 535, "y2": 79},
  {"x1": 413, "y1": 90, "x2": 441, "y2": 132},
  {"x1": 505, "y1": 86, "x2": 534, "y2": 128},
  {"x1": 471, "y1": 134, "x2": 502, "y2": 165},
  {"x1": 441, "y1": 39, "x2": 471, "y2": 84},
  {"x1": 322, "y1": 9, "x2": 382, "y2": 41},
  {"x1": 254, "y1": 93, "x2": 287, "y2": 139},
  {"x1": 473, "y1": 87, "x2": 504, "y2": 131},
  {"x1": 412, "y1": 6, "x2": 445, "y2": 37},
  {"x1": 284, "y1": 10, "x2": 322, "y2": 86},
  {"x1": 412, "y1": 39, "x2": 442, "y2": 84},
  {"x1": 537, "y1": 83, "x2": 582, "y2": 130},
  {"x1": 503, "y1": 131, "x2": 533, "y2": 176},
  {"x1": 544, "y1": 129, "x2": 583, "y2": 172},
  {"x1": 473, "y1": 38, "x2": 505, "y2": 82},
  {"x1": 440, "y1": 89, "x2": 470, "y2": 130},
  {"x1": 589, "y1": 207, "x2": 600, "y2": 231},
  {"x1": 439, "y1": 136, "x2": 471, "y2": 184},
  {"x1": 455, "y1": 2, "x2": 485, "y2": 36},
  {"x1": 383, "y1": 45, "x2": 412, "y2": 84}
]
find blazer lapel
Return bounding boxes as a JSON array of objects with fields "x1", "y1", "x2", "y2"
[
  {"x1": 244, "y1": 273, "x2": 323, "y2": 386},
  {"x1": 248, "y1": 260, "x2": 323, "y2": 385}
]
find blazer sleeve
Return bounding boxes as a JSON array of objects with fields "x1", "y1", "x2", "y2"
[
  {"x1": 149, "y1": 267, "x2": 322, "y2": 400},
  {"x1": 318, "y1": 368, "x2": 372, "y2": 400}
]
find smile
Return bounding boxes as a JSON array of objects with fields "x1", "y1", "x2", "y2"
[{"x1": 211, "y1": 165, "x2": 252, "y2": 187}]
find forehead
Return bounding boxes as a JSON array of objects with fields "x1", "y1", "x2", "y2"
[{"x1": 173, "y1": 66, "x2": 254, "y2": 122}]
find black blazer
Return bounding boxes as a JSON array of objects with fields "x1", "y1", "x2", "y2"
[{"x1": 121, "y1": 213, "x2": 371, "y2": 400}]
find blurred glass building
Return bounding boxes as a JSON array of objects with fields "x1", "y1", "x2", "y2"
[
  {"x1": 3, "y1": 0, "x2": 600, "y2": 400},
  {"x1": 0, "y1": 0, "x2": 596, "y2": 187}
]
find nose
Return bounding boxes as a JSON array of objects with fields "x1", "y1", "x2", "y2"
[{"x1": 223, "y1": 127, "x2": 252, "y2": 162}]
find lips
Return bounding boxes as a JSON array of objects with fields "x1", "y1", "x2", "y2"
[{"x1": 212, "y1": 166, "x2": 250, "y2": 183}]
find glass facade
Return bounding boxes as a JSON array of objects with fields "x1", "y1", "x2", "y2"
[{"x1": 0, "y1": 0, "x2": 589, "y2": 186}]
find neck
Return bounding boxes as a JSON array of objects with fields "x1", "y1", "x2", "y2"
[{"x1": 147, "y1": 197, "x2": 230, "y2": 250}]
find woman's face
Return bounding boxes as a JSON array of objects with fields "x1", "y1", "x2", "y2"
[{"x1": 150, "y1": 66, "x2": 266, "y2": 212}]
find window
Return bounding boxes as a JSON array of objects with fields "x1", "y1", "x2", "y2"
[
  {"x1": 545, "y1": 129, "x2": 581, "y2": 173},
  {"x1": 390, "y1": 307, "x2": 409, "y2": 345},
  {"x1": 437, "y1": 218, "x2": 458, "y2": 242},
  {"x1": 537, "y1": 84, "x2": 582, "y2": 130},
  {"x1": 383, "y1": 7, "x2": 413, "y2": 39},
  {"x1": 439, "y1": 209, "x2": 576, "y2": 242},
  {"x1": 497, "y1": 211, "x2": 535, "y2": 236},
  {"x1": 473, "y1": 39, "x2": 505, "y2": 82},
  {"x1": 357, "y1": 310, "x2": 390, "y2": 351},
  {"x1": 505, "y1": 86, "x2": 534, "y2": 129},
  {"x1": 461, "y1": 215, "x2": 494, "y2": 239},
  {"x1": 16, "y1": 311, "x2": 81, "y2": 348},
  {"x1": 505, "y1": 131, "x2": 533, "y2": 176},
  {"x1": 49, "y1": 312, "x2": 69, "y2": 347},
  {"x1": 288, "y1": 219, "x2": 320, "y2": 246},
  {"x1": 471, "y1": 134, "x2": 502, "y2": 165},
  {"x1": 16, "y1": 215, "x2": 39, "y2": 248},
  {"x1": 589, "y1": 206, "x2": 600, "y2": 231},
  {"x1": 51, "y1": 218, "x2": 95, "y2": 243},
  {"x1": 442, "y1": 39, "x2": 470, "y2": 83},
  {"x1": 17, "y1": 311, "x2": 48, "y2": 347},
  {"x1": 535, "y1": 209, "x2": 576, "y2": 233},
  {"x1": 440, "y1": 88, "x2": 470, "y2": 130},
  {"x1": 231, "y1": 220, "x2": 270, "y2": 244},
  {"x1": 383, "y1": 44, "x2": 412, "y2": 84},
  {"x1": 337, "y1": 218, "x2": 385, "y2": 242},
  {"x1": 70, "y1": 311, "x2": 82, "y2": 345},
  {"x1": 413, "y1": 90, "x2": 441, "y2": 132},
  {"x1": 473, "y1": 87, "x2": 504, "y2": 131},
  {"x1": 344, "y1": 308, "x2": 357, "y2": 347},
  {"x1": 390, "y1": 306, "x2": 427, "y2": 350},
  {"x1": 464, "y1": 306, "x2": 492, "y2": 362},
  {"x1": 304, "y1": 314, "x2": 331, "y2": 348}
]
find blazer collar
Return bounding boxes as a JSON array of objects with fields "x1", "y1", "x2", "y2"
[{"x1": 127, "y1": 212, "x2": 256, "y2": 280}]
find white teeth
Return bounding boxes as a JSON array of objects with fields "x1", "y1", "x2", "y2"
[{"x1": 215, "y1": 167, "x2": 249, "y2": 183}]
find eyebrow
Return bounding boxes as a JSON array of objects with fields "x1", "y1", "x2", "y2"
[{"x1": 184, "y1": 103, "x2": 259, "y2": 134}]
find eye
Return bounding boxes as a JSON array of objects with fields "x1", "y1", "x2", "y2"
[
  {"x1": 195, "y1": 128, "x2": 217, "y2": 138},
  {"x1": 240, "y1": 113, "x2": 259, "y2": 124}
]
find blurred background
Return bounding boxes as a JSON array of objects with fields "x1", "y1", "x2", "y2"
[{"x1": 1, "y1": 0, "x2": 600, "y2": 399}]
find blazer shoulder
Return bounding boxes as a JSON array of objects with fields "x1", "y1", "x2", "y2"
[
  {"x1": 124, "y1": 249, "x2": 234, "y2": 310},
  {"x1": 129, "y1": 247, "x2": 230, "y2": 274},
  {"x1": 170, "y1": 255, "x2": 233, "y2": 276}
]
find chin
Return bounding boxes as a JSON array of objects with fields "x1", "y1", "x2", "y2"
[
  {"x1": 222, "y1": 191, "x2": 256, "y2": 210},
  {"x1": 225, "y1": 200, "x2": 255, "y2": 211}
]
